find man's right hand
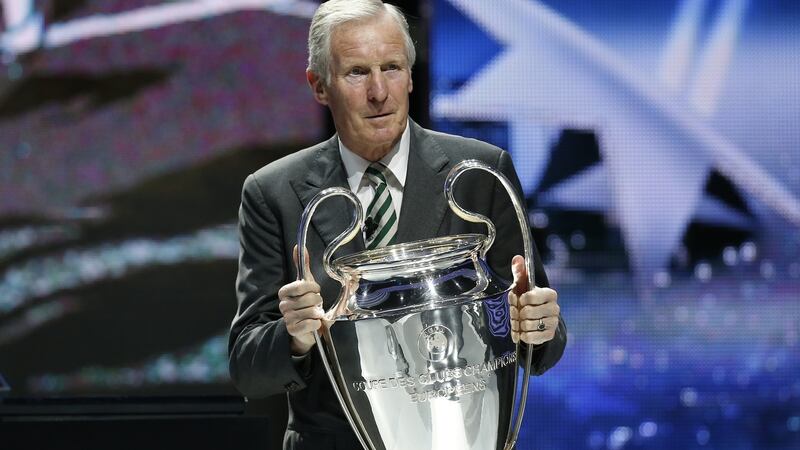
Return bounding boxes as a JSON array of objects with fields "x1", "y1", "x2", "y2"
[{"x1": 278, "y1": 245, "x2": 324, "y2": 355}]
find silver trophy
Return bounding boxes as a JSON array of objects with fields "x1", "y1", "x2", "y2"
[{"x1": 297, "y1": 160, "x2": 536, "y2": 450}]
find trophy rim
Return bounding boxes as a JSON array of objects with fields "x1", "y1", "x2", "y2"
[{"x1": 331, "y1": 233, "x2": 486, "y2": 275}]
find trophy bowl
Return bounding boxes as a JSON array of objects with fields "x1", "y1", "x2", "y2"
[{"x1": 296, "y1": 160, "x2": 535, "y2": 450}]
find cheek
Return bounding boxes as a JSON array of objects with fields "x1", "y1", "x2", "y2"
[
  {"x1": 395, "y1": 85, "x2": 411, "y2": 106},
  {"x1": 343, "y1": 92, "x2": 367, "y2": 114}
]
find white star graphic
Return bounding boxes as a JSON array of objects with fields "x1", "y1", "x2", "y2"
[{"x1": 432, "y1": 0, "x2": 800, "y2": 284}]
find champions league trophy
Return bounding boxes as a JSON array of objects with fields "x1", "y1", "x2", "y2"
[{"x1": 296, "y1": 160, "x2": 536, "y2": 450}]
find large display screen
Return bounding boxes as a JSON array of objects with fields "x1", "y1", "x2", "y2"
[
  {"x1": 2, "y1": 1, "x2": 798, "y2": 449},
  {"x1": 432, "y1": 0, "x2": 799, "y2": 449},
  {"x1": 0, "y1": 0, "x2": 323, "y2": 396}
]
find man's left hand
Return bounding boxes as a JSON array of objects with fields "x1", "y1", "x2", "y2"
[{"x1": 508, "y1": 255, "x2": 560, "y2": 345}]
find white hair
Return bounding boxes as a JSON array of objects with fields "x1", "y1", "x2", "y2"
[{"x1": 307, "y1": 0, "x2": 416, "y2": 85}]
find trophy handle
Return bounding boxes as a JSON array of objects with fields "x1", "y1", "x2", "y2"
[
  {"x1": 444, "y1": 159, "x2": 535, "y2": 450},
  {"x1": 296, "y1": 187, "x2": 374, "y2": 450},
  {"x1": 297, "y1": 187, "x2": 363, "y2": 284},
  {"x1": 443, "y1": 162, "x2": 496, "y2": 259}
]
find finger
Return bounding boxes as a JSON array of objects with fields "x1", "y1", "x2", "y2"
[
  {"x1": 510, "y1": 255, "x2": 528, "y2": 295},
  {"x1": 283, "y1": 304, "x2": 324, "y2": 333},
  {"x1": 517, "y1": 287, "x2": 558, "y2": 306},
  {"x1": 518, "y1": 302, "x2": 560, "y2": 320},
  {"x1": 302, "y1": 245, "x2": 314, "y2": 282},
  {"x1": 511, "y1": 329, "x2": 519, "y2": 344},
  {"x1": 278, "y1": 279, "x2": 321, "y2": 301},
  {"x1": 293, "y1": 245, "x2": 300, "y2": 278},
  {"x1": 279, "y1": 292, "x2": 323, "y2": 315},
  {"x1": 519, "y1": 327, "x2": 556, "y2": 345},
  {"x1": 517, "y1": 317, "x2": 559, "y2": 333},
  {"x1": 286, "y1": 317, "x2": 322, "y2": 337},
  {"x1": 285, "y1": 303, "x2": 324, "y2": 321},
  {"x1": 507, "y1": 291, "x2": 519, "y2": 309},
  {"x1": 293, "y1": 245, "x2": 316, "y2": 282}
]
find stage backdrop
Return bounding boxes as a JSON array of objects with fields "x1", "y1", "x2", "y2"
[
  {"x1": 1, "y1": 1, "x2": 799, "y2": 450},
  {"x1": 0, "y1": 0, "x2": 324, "y2": 396},
  {"x1": 431, "y1": 0, "x2": 799, "y2": 449}
]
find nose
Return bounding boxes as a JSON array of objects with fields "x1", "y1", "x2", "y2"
[{"x1": 367, "y1": 69, "x2": 388, "y2": 103}]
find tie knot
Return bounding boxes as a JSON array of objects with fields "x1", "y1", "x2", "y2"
[{"x1": 365, "y1": 162, "x2": 390, "y2": 187}]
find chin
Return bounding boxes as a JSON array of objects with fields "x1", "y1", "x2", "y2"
[{"x1": 367, "y1": 125, "x2": 398, "y2": 138}]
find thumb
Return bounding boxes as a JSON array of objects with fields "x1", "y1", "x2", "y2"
[
  {"x1": 293, "y1": 245, "x2": 315, "y2": 282},
  {"x1": 510, "y1": 255, "x2": 528, "y2": 295}
]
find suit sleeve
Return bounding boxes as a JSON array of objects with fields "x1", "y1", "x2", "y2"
[
  {"x1": 491, "y1": 150, "x2": 567, "y2": 376},
  {"x1": 228, "y1": 174, "x2": 310, "y2": 397}
]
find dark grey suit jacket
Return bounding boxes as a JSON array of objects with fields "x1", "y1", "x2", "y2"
[{"x1": 229, "y1": 121, "x2": 566, "y2": 449}]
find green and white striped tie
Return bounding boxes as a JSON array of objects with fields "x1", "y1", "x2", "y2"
[{"x1": 364, "y1": 162, "x2": 398, "y2": 249}]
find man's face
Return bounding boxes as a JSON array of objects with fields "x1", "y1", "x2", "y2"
[{"x1": 308, "y1": 13, "x2": 413, "y2": 161}]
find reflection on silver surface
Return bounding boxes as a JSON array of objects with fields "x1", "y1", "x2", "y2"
[{"x1": 326, "y1": 292, "x2": 516, "y2": 449}]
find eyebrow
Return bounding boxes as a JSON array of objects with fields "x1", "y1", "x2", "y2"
[{"x1": 340, "y1": 57, "x2": 406, "y2": 70}]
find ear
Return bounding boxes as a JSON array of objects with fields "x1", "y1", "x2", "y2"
[
  {"x1": 407, "y1": 72, "x2": 413, "y2": 94},
  {"x1": 307, "y1": 70, "x2": 328, "y2": 106}
]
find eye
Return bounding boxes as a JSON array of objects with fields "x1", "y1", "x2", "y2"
[
  {"x1": 384, "y1": 63, "x2": 400, "y2": 71},
  {"x1": 348, "y1": 67, "x2": 368, "y2": 76}
]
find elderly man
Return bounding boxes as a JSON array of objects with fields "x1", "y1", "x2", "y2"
[{"x1": 229, "y1": 1, "x2": 566, "y2": 449}]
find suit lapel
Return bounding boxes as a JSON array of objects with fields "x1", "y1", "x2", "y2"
[
  {"x1": 396, "y1": 121, "x2": 450, "y2": 243},
  {"x1": 290, "y1": 135, "x2": 366, "y2": 254}
]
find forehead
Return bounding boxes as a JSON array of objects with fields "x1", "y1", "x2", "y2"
[{"x1": 330, "y1": 13, "x2": 407, "y2": 64}]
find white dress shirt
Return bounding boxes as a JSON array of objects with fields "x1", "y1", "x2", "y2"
[{"x1": 338, "y1": 121, "x2": 410, "y2": 221}]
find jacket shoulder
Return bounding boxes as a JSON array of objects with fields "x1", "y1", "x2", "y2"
[
  {"x1": 421, "y1": 127, "x2": 506, "y2": 162},
  {"x1": 249, "y1": 141, "x2": 327, "y2": 185}
]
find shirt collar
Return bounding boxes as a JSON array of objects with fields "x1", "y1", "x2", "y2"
[{"x1": 338, "y1": 120, "x2": 410, "y2": 191}]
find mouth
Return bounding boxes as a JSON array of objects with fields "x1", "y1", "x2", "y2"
[{"x1": 365, "y1": 112, "x2": 393, "y2": 120}]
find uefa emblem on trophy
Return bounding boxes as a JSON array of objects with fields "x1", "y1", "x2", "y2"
[
  {"x1": 418, "y1": 325, "x2": 454, "y2": 362},
  {"x1": 296, "y1": 160, "x2": 537, "y2": 450}
]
